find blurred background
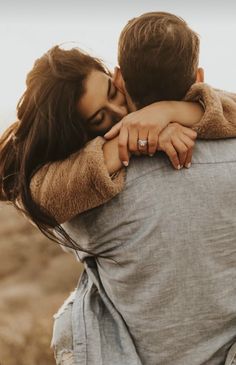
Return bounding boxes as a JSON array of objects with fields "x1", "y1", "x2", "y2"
[
  {"x1": 0, "y1": 203, "x2": 82, "y2": 364},
  {"x1": 0, "y1": 0, "x2": 235, "y2": 364}
]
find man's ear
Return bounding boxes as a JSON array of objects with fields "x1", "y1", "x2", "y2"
[
  {"x1": 112, "y1": 66, "x2": 126, "y2": 94},
  {"x1": 196, "y1": 67, "x2": 204, "y2": 83}
]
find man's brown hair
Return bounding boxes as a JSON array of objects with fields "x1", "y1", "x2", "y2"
[{"x1": 118, "y1": 12, "x2": 200, "y2": 108}]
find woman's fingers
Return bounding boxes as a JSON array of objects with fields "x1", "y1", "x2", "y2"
[
  {"x1": 104, "y1": 121, "x2": 123, "y2": 139},
  {"x1": 147, "y1": 129, "x2": 158, "y2": 156},
  {"x1": 158, "y1": 124, "x2": 196, "y2": 170},
  {"x1": 178, "y1": 135, "x2": 195, "y2": 168},
  {"x1": 172, "y1": 138, "x2": 188, "y2": 167},
  {"x1": 118, "y1": 126, "x2": 129, "y2": 166},
  {"x1": 183, "y1": 128, "x2": 197, "y2": 140},
  {"x1": 108, "y1": 121, "x2": 196, "y2": 168},
  {"x1": 184, "y1": 147, "x2": 193, "y2": 168},
  {"x1": 128, "y1": 128, "x2": 139, "y2": 153},
  {"x1": 137, "y1": 128, "x2": 149, "y2": 154},
  {"x1": 164, "y1": 144, "x2": 180, "y2": 170}
]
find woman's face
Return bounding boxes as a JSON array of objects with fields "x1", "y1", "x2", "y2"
[{"x1": 77, "y1": 70, "x2": 128, "y2": 136}]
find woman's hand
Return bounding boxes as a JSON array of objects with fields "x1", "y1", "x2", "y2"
[
  {"x1": 104, "y1": 100, "x2": 203, "y2": 166},
  {"x1": 158, "y1": 123, "x2": 197, "y2": 169},
  {"x1": 104, "y1": 102, "x2": 172, "y2": 165}
]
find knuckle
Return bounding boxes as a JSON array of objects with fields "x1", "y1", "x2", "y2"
[
  {"x1": 129, "y1": 119, "x2": 139, "y2": 128},
  {"x1": 188, "y1": 141, "x2": 195, "y2": 148},
  {"x1": 123, "y1": 117, "x2": 131, "y2": 126},
  {"x1": 167, "y1": 148, "x2": 176, "y2": 158},
  {"x1": 159, "y1": 142, "x2": 165, "y2": 150},
  {"x1": 159, "y1": 137, "x2": 167, "y2": 145},
  {"x1": 148, "y1": 140, "x2": 157, "y2": 147},
  {"x1": 118, "y1": 141, "x2": 126, "y2": 148},
  {"x1": 118, "y1": 121, "x2": 124, "y2": 129},
  {"x1": 172, "y1": 123, "x2": 180, "y2": 131},
  {"x1": 180, "y1": 146, "x2": 188, "y2": 153}
]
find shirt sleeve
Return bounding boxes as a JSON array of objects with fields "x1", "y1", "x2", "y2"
[
  {"x1": 30, "y1": 137, "x2": 125, "y2": 224},
  {"x1": 184, "y1": 83, "x2": 236, "y2": 139}
]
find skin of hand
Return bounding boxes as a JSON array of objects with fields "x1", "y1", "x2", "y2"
[
  {"x1": 102, "y1": 136, "x2": 124, "y2": 174},
  {"x1": 157, "y1": 123, "x2": 197, "y2": 169},
  {"x1": 104, "y1": 101, "x2": 203, "y2": 166},
  {"x1": 103, "y1": 123, "x2": 197, "y2": 173},
  {"x1": 104, "y1": 102, "x2": 171, "y2": 164}
]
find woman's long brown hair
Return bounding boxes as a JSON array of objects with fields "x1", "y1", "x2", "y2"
[{"x1": 0, "y1": 45, "x2": 109, "y2": 252}]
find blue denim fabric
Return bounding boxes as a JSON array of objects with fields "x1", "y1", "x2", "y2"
[
  {"x1": 52, "y1": 264, "x2": 142, "y2": 365},
  {"x1": 51, "y1": 290, "x2": 76, "y2": 364}
]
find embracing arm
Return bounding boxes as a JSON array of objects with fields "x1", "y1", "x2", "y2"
[
  {"x1": 30, "y1": 83, "x2": 236, "y2": 224},
  {"x1": 184, "y1": 83, "x2": 236, "y2": 138},
  {"x1": 105, "y1": 83, "x2": 236, "y2": 164},
  {"x1": 30, "y1": 136, "x2": 124, "y2": 224},
  {"x1": 150, "y1": 83, "x2": 236, "y2": 138}
]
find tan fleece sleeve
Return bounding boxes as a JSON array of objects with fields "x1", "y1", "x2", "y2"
[
  {"x1": 31, "y1": 83, "x2": 236, "y2": 224},
  {"x1": 30, "y1": 137, "x2": 125, "y2": 224},
  {"x1": 184, "y1": 83, "x2": 236, "y2": 139}
]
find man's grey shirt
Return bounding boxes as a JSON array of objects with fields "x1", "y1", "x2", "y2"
[{"x1": 63, "y1": 139, "x2": 236, "y2": 365}]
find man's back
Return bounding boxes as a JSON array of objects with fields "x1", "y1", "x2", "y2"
[{"x1": 65, "y1": 139, "x2": 236, "y2": 365}]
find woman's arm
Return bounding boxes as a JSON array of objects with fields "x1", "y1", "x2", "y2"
[
  {"x1": 30, "y1": 136, "x2": 125, "y2": 224},
  {"x1": 105, "y1": 83, "x2": 236, "y2": 163},
  {"x1": 30, "y1": 83, "x2": 236, "y2": 224},
  {"x1": 184, "y1": 83, "x2": 236, "y2": 138}
]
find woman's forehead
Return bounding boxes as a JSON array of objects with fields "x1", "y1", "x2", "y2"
[{"x1": 77, "y1": 70, "x2": 110, "y2": 119}]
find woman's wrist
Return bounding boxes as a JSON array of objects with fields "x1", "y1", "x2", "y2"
[
  {"x1": 164, "y1": 101, "x2": 204, "y2": 127},
  {"x1": 103, "y1": 137, "x2": 124, "y2": 175},
  {"x1": 148, "y1": 100, "x2": 204, "y2": 128}
]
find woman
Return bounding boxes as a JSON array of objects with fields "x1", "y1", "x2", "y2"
[
  {"x1": 1, "y1": 45, "x2": 236, "y2": 252},
  {"x1": 0, "y1": 45, "x2": 202, "y2": 251}
]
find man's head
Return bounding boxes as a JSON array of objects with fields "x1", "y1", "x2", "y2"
[{"x1": 116, "y1": 11, "x2": 203, "y2": 109}]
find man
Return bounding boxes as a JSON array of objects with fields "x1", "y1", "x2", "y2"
[{"x1": 54, "y1": 12, "x2": 236, "y2": 365}]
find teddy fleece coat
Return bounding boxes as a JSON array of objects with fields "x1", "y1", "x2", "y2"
[{"x1": 30, "y1": 83, "x2": 236, "y2": 223}]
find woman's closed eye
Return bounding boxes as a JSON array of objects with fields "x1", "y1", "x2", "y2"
[
  {"x1": 90, "y1": 111, "x2": 105, "y2": 126},
  {"x1": 89, "y1": 83, "x2": 117, "y2": 127}
]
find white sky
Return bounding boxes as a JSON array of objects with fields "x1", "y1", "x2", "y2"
[{"x1": 0, "y1": 0, "x2": 236, "y2": 133}]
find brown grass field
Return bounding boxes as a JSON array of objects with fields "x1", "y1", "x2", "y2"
[{"x1": 0, "y1": 203, "x2": 82, "y2": 365}]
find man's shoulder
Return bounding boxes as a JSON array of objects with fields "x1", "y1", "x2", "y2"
[
  {"x1": 192, "y1": 139, "x2": 236, "y2": 164},
  {"x1": 126, "y1": 138, "x2": 236, "y2": 184}
]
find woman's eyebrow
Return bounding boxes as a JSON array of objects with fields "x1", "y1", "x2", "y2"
[{"x1": 87, "y1": 78, "x2": 111, "y2": 122}]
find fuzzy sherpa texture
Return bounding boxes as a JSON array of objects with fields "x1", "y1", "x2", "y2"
[
  {"x1": 185, "y1": 83, "x2": 236, "y2": 139},
  {"x1": 30, "y1": 137, "x2": 125, "y2": 224},
  {"x1": 30, "y1": 84, "x2": 236, "y2": 224}
]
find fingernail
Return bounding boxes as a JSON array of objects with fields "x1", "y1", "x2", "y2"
[
  {"x1": 177, "y1": 165, "x2": 181, "y2": 170},
  {"x1": 122, "y1": 161, "x2": 129, "y2": 167},
  {"x1": 186, "y1": 162, "x2": 191, "y2": 169},
  {"x1": 149, "y1": 154, "x2": 154, "y2": 157}
]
